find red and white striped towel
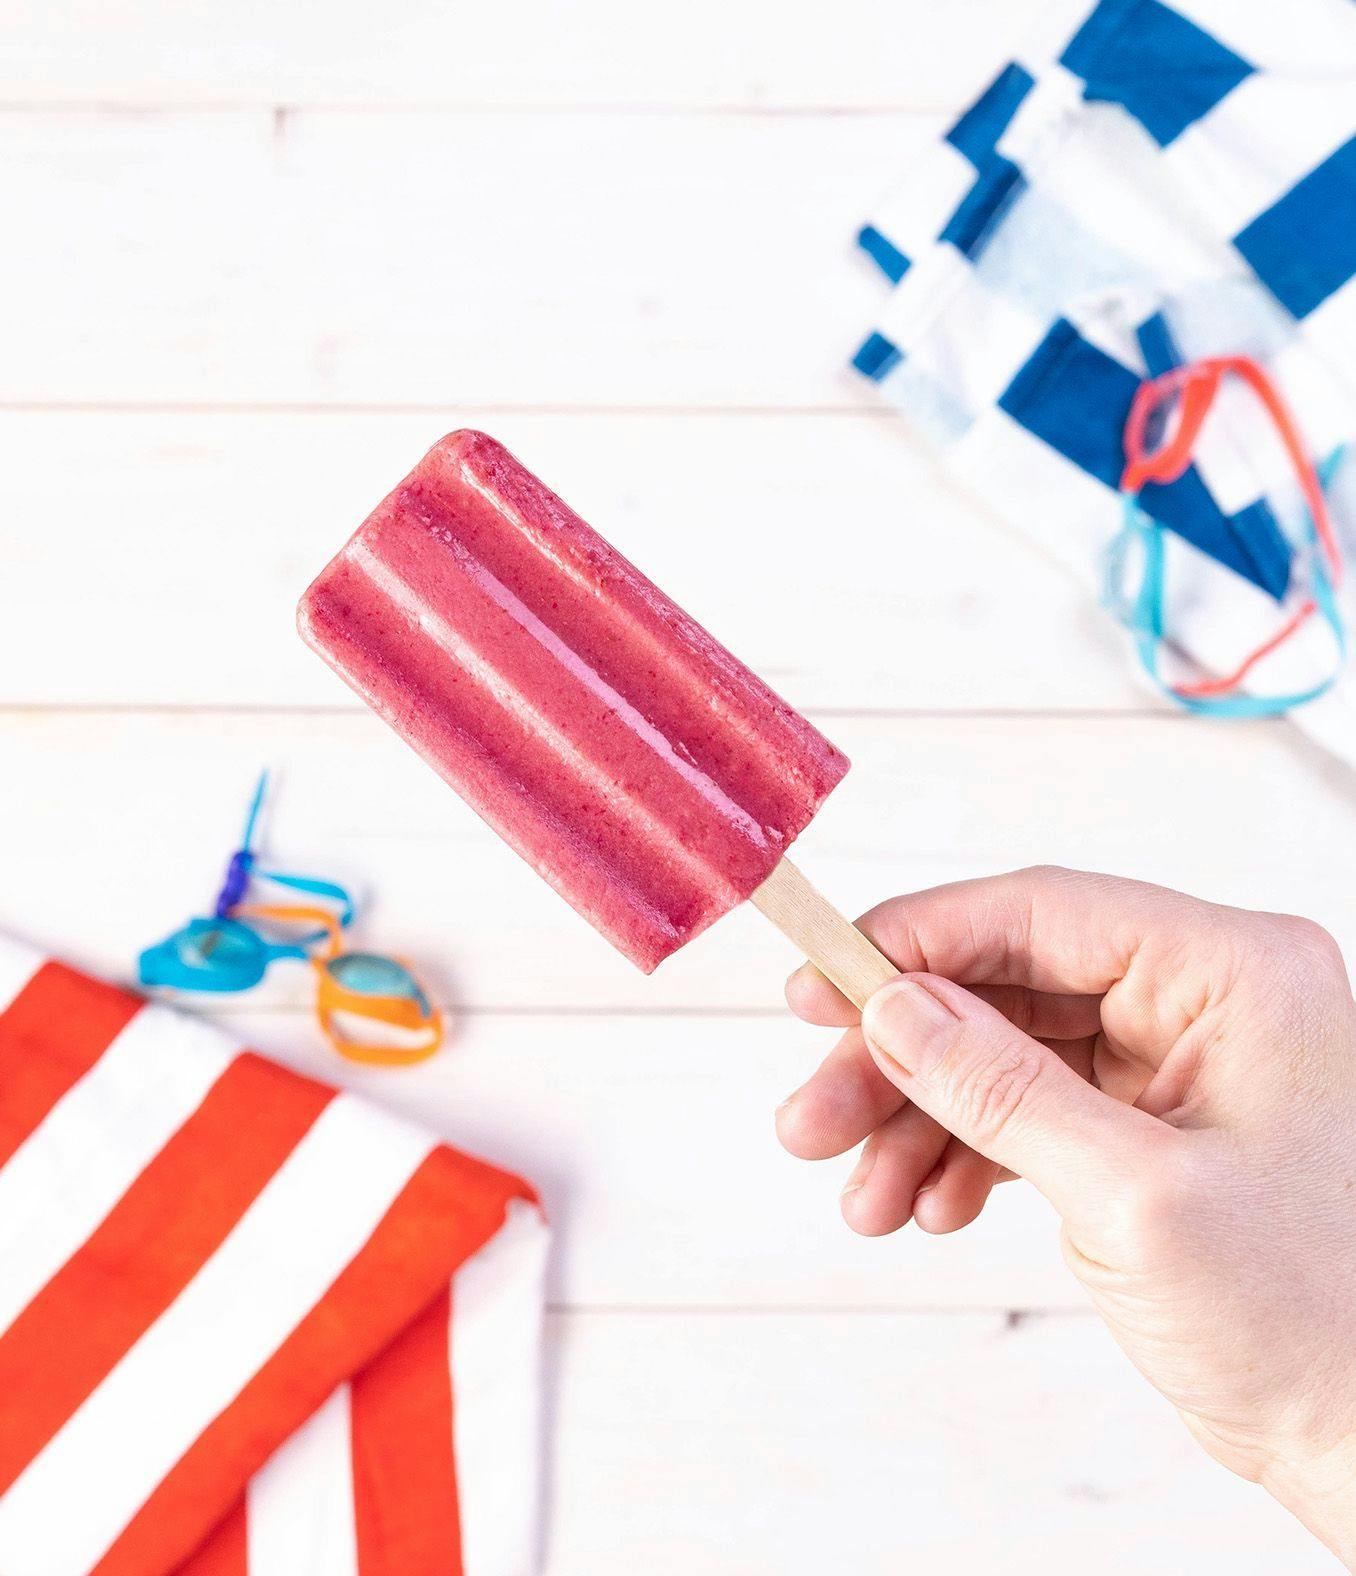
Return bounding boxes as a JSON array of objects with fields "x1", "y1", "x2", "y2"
[{"x1": 0, "y1": 936, "x2": 548, "y2": 1576}]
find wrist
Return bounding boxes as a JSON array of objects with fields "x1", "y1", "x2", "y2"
[{"x1": 1264, "y1": 1434, "x2": 1356, "y2": 1568}]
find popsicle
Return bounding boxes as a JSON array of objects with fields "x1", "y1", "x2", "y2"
[{"x1": 297, "y1": 431, "x2": 897, "y2": 1005}]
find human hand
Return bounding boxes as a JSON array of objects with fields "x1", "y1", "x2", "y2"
[{"x1": 777, "y1": 867, "x2": 1356, "y2": 1565}]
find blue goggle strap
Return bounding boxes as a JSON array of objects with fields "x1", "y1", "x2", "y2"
[
  {"x1": 138, "y1": 917, "x2": 310, "y2": 993},
  {"x1": 255, "y1": 871, "x2": 356, "y2": 928},
  {"x1": 1106, "y1": 448, "x2": 1347, "y2": 719}
]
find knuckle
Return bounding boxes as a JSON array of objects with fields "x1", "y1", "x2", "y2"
[
  {"x1": 1017, "y1": 863, "x2": 1109, "y2": 891},
  {"x1": 1016, "y1": 863, "x2": 1074, "y2": 890},
  {"x1": 1276, "y1": 913, "x2": 1344, "y2": 969},
  {"x1": 944, "y1": 1032, "x2": 1046, "y2": 1149},
  {"x1": 1250, "y1": 913, "x2": 1350, "y2": 1002},
  {"x1": 1115, "y1": 1140, "x2": 1201, "y2": 1250},
  {"x1": 1122, "y1": 1175, "x2": 1177, "y2": 1247}
]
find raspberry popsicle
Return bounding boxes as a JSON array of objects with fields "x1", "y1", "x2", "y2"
[{"x1": 298, "y1": 431, "x2": 897, "y2": 1003}]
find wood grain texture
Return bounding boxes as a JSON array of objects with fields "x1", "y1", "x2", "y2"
[{"x1": 751, "y1": 857, "x2": 899, "y2": 1008}]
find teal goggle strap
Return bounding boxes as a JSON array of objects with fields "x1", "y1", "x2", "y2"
[
  {"x1": 1106, "y1": 448, "x2": 1347, "y2": 719},
  {"x1": 254, "y1": 869, "x2": 356, "y2": 929},
  {"x1": 138, "y1": 916, "x2": 311, "y2": 994}
]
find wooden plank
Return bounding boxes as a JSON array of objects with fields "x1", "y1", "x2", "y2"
[
  {"x1": 1, "y1": 711, "x2": 1351, "y2": 1016},
  {"x1": 543, "y1": 1311, "x2": 1335, "y2": 1572},
  {"x1": 0, "y1": 0, "x2": 1060, "y2": 111},
  {"x1": 217, "y1": 1005, "x2": 1079, "y2": 1311},
  {"x1": 0, "y1": 409, "x2": 1141, "y2": 711},
  {"x1": 0, "y1": 110, "x2": 932, "y2": 408}
]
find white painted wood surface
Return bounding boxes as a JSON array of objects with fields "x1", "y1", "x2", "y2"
[
  {"x1": 0, "y1": 110, "x2": 927, "y2": 408},
  {"x1": 0, "y1": 411, "x2": 1144, "y2": 711},
  {"x1": 543, "y1": 1313, "x2": 1337, "y2": 1574},
  {"x1": 222, "y1": 1005, "x2": 1081, "y2": 1313},
  {"x1": 0, "y1": 1, "x2": 1345, "y2": 1569},
  {"x1": 0, "y1": 1, "x2": 1081, "y2": 109},
  {"x1": 5, "y1": 712, "x2": 1351, "y2": 1014}
]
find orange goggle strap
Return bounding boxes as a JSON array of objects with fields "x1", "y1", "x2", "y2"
[
  {"x1": 230, "y1": 903, "x2": 343, "y2": 957},
  {"x1": 315, "y1": 969, "x2": 444, "y2": 1068},
  {"x1": 230, "y1": 903, "x2": 442, "y2": 1067}
]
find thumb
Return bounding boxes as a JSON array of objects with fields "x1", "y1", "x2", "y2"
[{"x1": 861, "y1": 974, "x2": 1167, "y2": 1220}]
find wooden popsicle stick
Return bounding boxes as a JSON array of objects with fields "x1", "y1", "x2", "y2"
[{"x1": 750, "y1": 857, "x2": 899, "y2": 1010}]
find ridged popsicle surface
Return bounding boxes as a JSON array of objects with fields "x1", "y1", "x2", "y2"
[{"x1": 298, "y1": 431, "x2": 849, "y2": 971}]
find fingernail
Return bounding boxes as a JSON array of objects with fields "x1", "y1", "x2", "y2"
[
  {"x1": 913, "y1": 1161, "x2": 944, "y2": 1198},
  {"x1": 842, "y1": 1146, "x2": 875, "y2": 1198},
  {"x1": 861, "y1": 978, "x2": 958, "y2": 1078}
]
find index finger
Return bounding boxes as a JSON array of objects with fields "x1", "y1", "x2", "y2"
[{"x1": 786, "y1": 865, "x2": 1240, "y2": 1046}]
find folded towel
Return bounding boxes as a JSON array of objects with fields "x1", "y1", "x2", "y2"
[
  {"x1": 853, "y1": 0, "x2": 1356, "y2": 755},
  {"x1": 0, "y1": 936, "x2": 547, "y2": 1576}
]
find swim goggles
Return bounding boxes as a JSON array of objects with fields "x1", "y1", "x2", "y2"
[
  {"x1": 139, "y1": 773, "x2": 443, "y2": 1066},
  {"x1": 230, "y1": 903, "x2": 443, "y2": 1067},
  {"x1": 1110, "y1": 354, "x2": 1345, "y2": 717},
  {"x1": 139, "y1": 773, "x2": 354, "y2": 992}
]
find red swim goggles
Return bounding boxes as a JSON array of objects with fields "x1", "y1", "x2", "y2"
[{"x1": 1120, "y1": 354, "x2": 1343, "y2": 702}]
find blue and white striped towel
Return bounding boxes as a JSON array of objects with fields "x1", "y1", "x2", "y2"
[{"x1": 853, "y1": 0, "x2": 1356, "y2": 759}]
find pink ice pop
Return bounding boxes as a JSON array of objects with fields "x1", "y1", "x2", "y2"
[{"x1": 298, "y1": 431, "x2": 874, "y2": 983}]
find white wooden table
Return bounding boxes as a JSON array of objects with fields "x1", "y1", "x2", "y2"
[{"x1": 0, "y1": 3, "x2": 1345, "y2": 1569}]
